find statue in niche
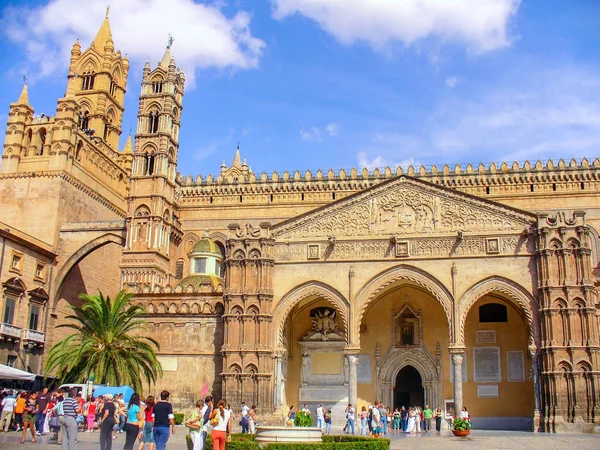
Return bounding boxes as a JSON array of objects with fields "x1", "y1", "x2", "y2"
[
  {"x1": 402, "y1": 324, "x2": 414, "y2": 345},
  {"x1": 304, "y1": 307, "x2": 344, "y2": 341}
]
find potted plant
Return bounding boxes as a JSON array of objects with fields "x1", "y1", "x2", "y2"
[{"x1": 451, "y1": 417, "x2": 471, "y2": 437}]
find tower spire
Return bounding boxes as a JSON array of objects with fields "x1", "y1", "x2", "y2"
[
  {"x1": 17, "y1": 78, "x2": 29, "y2": 105},
  {"x1": 92, "y1": 13, "x2": 113, "y2": 50},
  {"x1": 232, "y1": 143, "x2": 241, "y2": 167},
  {"x1": 159, "y1": 33, "x2": 173, "y2": 69}
]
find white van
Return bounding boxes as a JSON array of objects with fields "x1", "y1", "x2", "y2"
[{"x1": 58, "y1": 383, "x2": 105, "y2": 399}]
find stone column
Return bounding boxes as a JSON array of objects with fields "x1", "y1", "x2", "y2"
[
  {"x1": 274, "y1": 354, "x2": 283, "y2": 409},
  {"x1": 451, "y1": 352, "x2": 465, "y2": 416},
  {"x1": 346, "y1": 354, "x2": 358, "y2": 408}
]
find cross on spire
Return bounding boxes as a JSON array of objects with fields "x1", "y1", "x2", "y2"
[
  {"x1": 105, "y1": 5, "x2": 110, "y2": 18},
  {"x1": 167, "y1": 33, "x2": 174, "y2": 49},
  {"x1": 22, "y1": 75, "x2": 27, "y2": 85}
]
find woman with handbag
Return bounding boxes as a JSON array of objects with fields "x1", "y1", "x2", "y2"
[
  {"x1": 100, "y1": 393, "x2": 115, "y2": 450},
  {"x1": 248, "y1": 405, "x2": 257, "y2": 434},
  {"x1": 21, "y1": 392, "x2": 37, "y2": 444},
  {"x1": 209, "y1": 400, "x2": 231, "y2": 450},
  {"x1": 185, "y1": 400, "x2": 204, "y2": 450}
]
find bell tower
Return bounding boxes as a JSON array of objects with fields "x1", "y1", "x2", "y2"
[
  {"x1": 67, "y1": 8, "x2": 129, "y2": 150},
  {"x1": 121, "y1": 38, "x2": 184, "y2": 290}
]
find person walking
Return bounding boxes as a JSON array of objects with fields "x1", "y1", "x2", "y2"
[
  {"x1": 21, "y1": 392, "x2": 37, "y2": 444},
  {"x1": 139, "y1": 395, "x2": 156, "y2": 450},
  {"x1": 199, "y1": 396, "x2": 213, "y2": 450},
  {"x1": 14, "y1": 391, "x2": 26, "y2": 432},
  {"x1": 324, "y1": 409, "x2": 332, "y2": 435},
  {"x1": 248, "y1": 404, "x2": 257, "y2": 434},
  {"x1": 316, "y1": 404, "x2": 324, "y2": 431},
  {"x1": 152, "y1": 390, "x2": 175, "y2": 450},
  {"x1": 60, "y1": 387, "x2": 80, "y2": 450},
  {"x1": 360, "y1": 406, "x2": 368, "y2": 436},
  {"x1": 124, "y1": 393, "x2": 143, "y2": 450},
  {"x1": 1, "y1": 391, "x2": 15, "y2": 432},
  {"x1": 371, "y1": 402, "x2": 382, "y2": 438},
  {"x1": 392, "y1": 408, "x2": 401, "y2": 432},
  {"x1": 209, "y1": 400, "x2": 231, "y2": 450},
  {"x1": 35, "y1": 387, "x2": 49, "y2": 436},
  {"x1": 240, "y1": 401, "x2": 249, "y2": 433},
  {"x1": 84, "y1": 396, "x2": 96, "y2": 432},
  {"x1": 345, "y1": 404, "x2": 355, "y2": 434},
  {"x1": 434, "y1": 407, "x2": 443, "y2": 433},
  {"x1": 185, "y1": 400, "x2": 204, "y2": 450},
  {"x1": 400, "y1": 406, "x2": 408, "y2": 432},
  {"x1": 100, "y1": 393, "x2": 115, "y2": 450},
  {"x1": 378, "y1": 403, "x2": 387, "y2": 436},
  {"x1": 423, "y1": 405, "x2": 433, "y2": 432}
]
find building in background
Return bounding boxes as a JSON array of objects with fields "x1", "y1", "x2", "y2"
[{"x1": 1, "y1": 15, "x2": 599, "y2": 432}]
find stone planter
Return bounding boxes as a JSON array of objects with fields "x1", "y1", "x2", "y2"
[
  {"x1": 255, "y1": 426, "x2": 323, "y2": 443},
  {"x1": 452, "y1": 429, "x2": 471, "y2": 437}
]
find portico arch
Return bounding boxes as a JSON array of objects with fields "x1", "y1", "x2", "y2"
[
  {"x1": 272, "y1": 281, "x2": 350, "y2": 348},
  {"x1": 377, "y1": 346, "x2": 440, "y2": 410},
  {"x1": 458, "y1": 276, "x2": 539, "y2": 348},
  {"x1": 354, "y1": 264, "x2": 454, "y2": 346}
]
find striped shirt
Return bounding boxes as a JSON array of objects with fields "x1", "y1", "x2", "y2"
[{"x1": 62, "y1": 397, "x2": 79, "y2": 418}]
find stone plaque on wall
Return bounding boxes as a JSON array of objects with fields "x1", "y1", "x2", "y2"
[
  {"x1": 450, "y1": 357, "x2": 467, "y2": 382},
  {"x1": 473, "y1": 346, "x2": 501, "y2": 382},
  {"x1": 507, "y1": 351, "x2": 525, "y2": 382},
  {"x1": 357, "y1": 354, "x2": 372, "y2": 383},
  {"x1": 476, "y1": 330, "x2": 496, "y2": 344},
  {"x1": 477, "y1": 385, "x2": 499, "y2": 398}
]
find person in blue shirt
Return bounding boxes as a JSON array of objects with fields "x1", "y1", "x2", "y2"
[{"x1": 124, "y1": 393, "x2": 143, "y2": 450}]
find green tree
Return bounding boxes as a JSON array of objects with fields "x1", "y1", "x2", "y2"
[{"x1": 45, "y1": 290, "x2": 162, "y2": 393}]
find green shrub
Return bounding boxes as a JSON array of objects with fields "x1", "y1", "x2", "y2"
[
  {"x1": 174, "y1": 413, "x2": 184, "y2": 425},
  {"x1": 322, "y1": 435, "x2": 382, "y2": 443},
  {"x1": 294, "y1": 411, "x2": 313, "y2": 427},
  {"x1": 265, "y1": 442, "x2": 390, "y2": 450}
]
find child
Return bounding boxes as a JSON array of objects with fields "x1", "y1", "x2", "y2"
[{"x1": 324, "y1": 410, "x2": 332, "y2": 435}]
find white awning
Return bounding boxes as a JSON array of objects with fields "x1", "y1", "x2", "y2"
[{"x1": 0, "y1": 364, "x2": 36, "y2": 381}]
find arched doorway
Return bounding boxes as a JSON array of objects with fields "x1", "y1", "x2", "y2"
[{"x1": 394, "y1": 366, "x2": 423, "y2": 409}]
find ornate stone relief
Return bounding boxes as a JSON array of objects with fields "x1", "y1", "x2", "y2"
[
  {"x1": 272, "y1": 235, "x2": 527, "y2": 262},
  {"x1": 272, "y1": 176, "x2": 534, "y2": 240}
]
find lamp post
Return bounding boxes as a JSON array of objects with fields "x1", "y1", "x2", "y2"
[{"x1": 87, "y1": 373, "x2": 95, "y2": 398}]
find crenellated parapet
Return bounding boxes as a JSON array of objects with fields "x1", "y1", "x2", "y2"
[{"x1": 176, "y1": 158, "x2": 600, "y2": 207}]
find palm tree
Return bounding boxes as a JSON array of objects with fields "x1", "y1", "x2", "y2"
[{"x1": 45, "y1": 290, "x2": 162, "y2": 393}]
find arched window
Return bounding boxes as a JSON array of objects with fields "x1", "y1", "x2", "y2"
[
  {"x1": 479, "y1": 303, "x2": 508, "y2": 323},
  {"x1": 38, "y1": 128, "x2": 47, "y2": 155},
  {"x1": 78, "y1": 111, "x2": 90, "y2": 130},
  {"x1": 110, "y1": 79, "x2": 117, "y2": 97},
  {"x1": 152, "y1": 80, "x2": 163, "y2": 94},
  {"x1": 148, "y1": 111, "x2": 159, "y2": 133},
  {"x1": 82, "y1": 72, "x2": 95, "y2": 90},
  {"x1": 175, "y1": 259, "x2": 184, "y2": 280},
  {"x1": 145, "y1": 152, "x2": 155, "y2": 175}
]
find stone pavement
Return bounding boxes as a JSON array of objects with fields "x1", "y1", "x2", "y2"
[{"x1": 0, "y1": 426, "x2": 598, "y2": 449}]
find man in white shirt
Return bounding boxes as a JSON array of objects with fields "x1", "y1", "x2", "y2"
[
  {"x1": 301, "y1": 404, "x2": 311, "y2": 415},
  {"x1": 1, "y1": 391, "x2": 16, "y2": 432},
  {"x1": 316, "y1": 404, "x2": 324, "y2": 431}
]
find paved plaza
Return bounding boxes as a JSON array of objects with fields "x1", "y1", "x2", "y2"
[{"x1": 0, "y1": 426, "x2": 598, "y2": 449}]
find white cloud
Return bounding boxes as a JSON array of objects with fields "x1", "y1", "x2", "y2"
[
  {"x1": 357, "y1": 152, "x2": 420, "y2": 170},
  {"x1": 271, "y1": 0, "x2": 520, "y2": 53},
  {"x1": 326, "y1": 122, "x2": 339, "y2": 136},
  {"x1": 300, "y1": 126, "x2": 322, "y2": 141},
  {"x1": 1, "y1": 0, "x2": 265, "y2": 87},
  {"x1": 445, "y1": 76, "x2": 459, "y2": 88}
]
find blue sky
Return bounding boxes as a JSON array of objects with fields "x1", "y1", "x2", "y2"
[{"x1": 1, "y1": 0, "x2": 600, "y2": 178}]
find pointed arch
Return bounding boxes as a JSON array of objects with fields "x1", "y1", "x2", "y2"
[
  {"x1": 458, "y1": 276, "x2": 539, "y2": 347},
  {"x1": 272, "y1": 281, "x2": 349, "y2": 348},
  {"x1": 353, "y1": 264, "x2": 454, "y2": 346}
]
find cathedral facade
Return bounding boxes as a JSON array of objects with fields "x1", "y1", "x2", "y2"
[{"x1": 1, "y1": 17, "x2": 599, "y2": 433}]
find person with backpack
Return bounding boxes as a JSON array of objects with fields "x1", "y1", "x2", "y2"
[
  {"x1": 200, "y1": 396, "x2": 213, "y2": 450},
  {"x1": 139, "y1": 395, "x2": 155, "y2": 450},
  {"x1": 324, "y1": 409, "x2": 332, "y2": 435}
]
